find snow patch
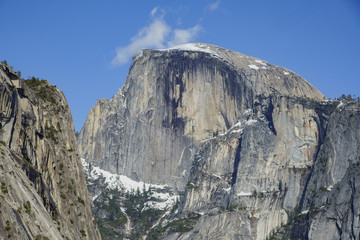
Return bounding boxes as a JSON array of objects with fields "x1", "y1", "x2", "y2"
[
  {"x1": 301, "y1": 210, "x2": 309, "y2": 215},
  {"x1": 82, "y1": 158, "x2": 166, "y2": 192},
  {"x1": 255, "y1": 60, "x2": 267, "y2": 66},
  {"x1": 133, "y1": 50, "x2": 144, "y2": 63},
  {"x1": 92, "y1": 192, "x2": 102, "y2": 202},
  {"x1": 211, "y1": 173, "x2": 222, "y2": 179},
  {"x1": 231, "y1": 129, "x2": 244, "y2": 134},
  {"x1": 233, "y1": 119, "x2": 256, "y2": 128},
  {"x1": 167, "y1": 43, "x2": 209, "y2": 52},
  {"x1": 248, "y1": 64, "x2": 260, "y2": 70},
  {"x1": 246, "y1": 119, "x2": 258, "y2": 126},
  {"x1": 237, "y1": 191, "x2": 252, "y2": 196},
  {"x1": 144, "y1": 194, "x2": 178, "y2": 211},
  {"x1": 337, "y1": 101, "x2": 344, "y2": 109},
  {"x1": 243, "y1": 109, "x2": 253, "y2": 115},
  {"x1": 283, "y1": 71, "x2": 290, "y2": 75},
  {"x1": 320, "y1": 99, "x2": 333, "y2": 105},
  {"x1": 160, "y1": 43, "x2": 221, "y2": 59},
  {"x1": 82, "y1": 158, "x2": 179, "y2": 211},
  {"x1": 229, "y1": 118, "x2": 257, "y2": 134}
]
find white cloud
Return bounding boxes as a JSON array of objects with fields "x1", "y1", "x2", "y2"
[
  {"x1": 168, "y1": 25, "x2": 201, "y2": 47},
  {"x1": 112, "y1": 9, "x2": 201, "y2": 66},
  {"x1": 150, "y1": 7, "x2": 159, "y2": 17},
  {"x1": 208, "y1": 0, "x2": 221, "y2": 11},
  {"x1": 111, "y1": 18, "x2": 170, "y2": 66}
]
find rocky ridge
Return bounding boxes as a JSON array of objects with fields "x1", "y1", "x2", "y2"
[{"x1": 0, "y1": 62, "x2": 100, "y2": 240}]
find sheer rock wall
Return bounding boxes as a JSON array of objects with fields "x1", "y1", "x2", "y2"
[{"x1": 0, "y1": 62, "x2": 100, "y2": 240}]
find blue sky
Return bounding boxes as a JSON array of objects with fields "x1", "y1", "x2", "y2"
[{"x1": 1, "y1": 0, "x2": 359, "y2": 131}]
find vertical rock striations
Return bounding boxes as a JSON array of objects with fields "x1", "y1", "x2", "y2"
[
  {"x1": 285, "y1": 102, "x2": 360, "y2": 240},
  {"x1": 170, "y1": 96, "x2": 338, "y2": 240},
  {"x1": 78, "y1": 43, "x2": 360, "y2": 240},
  {"x1": 0, "y1": 62, "x2": 101, "y2": 239},
  {"x1": 78, "y1": 43, "x2": 324, "y2": 190}
]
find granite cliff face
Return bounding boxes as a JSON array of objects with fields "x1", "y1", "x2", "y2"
[
  {"x1": 78, "y1": 43, "x2": 324, "y2": 190},
  {"x1": 285, "y1": 102, "x2": 360, "y2": 240},
  {"x1": 0, "y1": 62, "x2": 100, "y2": 239},
  {"x1": 78, "y1": 43, "x2": 359, "y2": 240},
  {"x1": 163, "y1": 98, "x2": 357, "y2": 240}
]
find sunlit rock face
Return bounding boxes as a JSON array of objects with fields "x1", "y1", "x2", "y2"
[
  {"x1": 78, "y1": 43, "x2": 324, "y2": 191},
  {"x1": 79, "y1": 43, "x2": 360, "y2": 240}
]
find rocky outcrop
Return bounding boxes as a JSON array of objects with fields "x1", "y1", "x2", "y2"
[
  {"x1": 0, "y1": 62, "x2": 100, "y2": 239},
  {"x1": 147, "y1": 100, "x2": 359, "y2": 240},
  {"x1": 78, "y1": 43, "x2": 325, "y2": 190},
  {"x1": 284, "y1": 101, "x2": 360, "y2": 239},
  {"x1": 160, "y1": 96, "x2": 337, "y2": 240}
]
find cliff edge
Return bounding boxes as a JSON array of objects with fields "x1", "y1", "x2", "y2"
[{"x1": 0, "y1": 62, "x2": 101, "y2": 240}]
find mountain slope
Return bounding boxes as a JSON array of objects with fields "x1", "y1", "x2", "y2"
[{"x1": 0, "y1": 62, "x2": 101, "y2": 239}]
